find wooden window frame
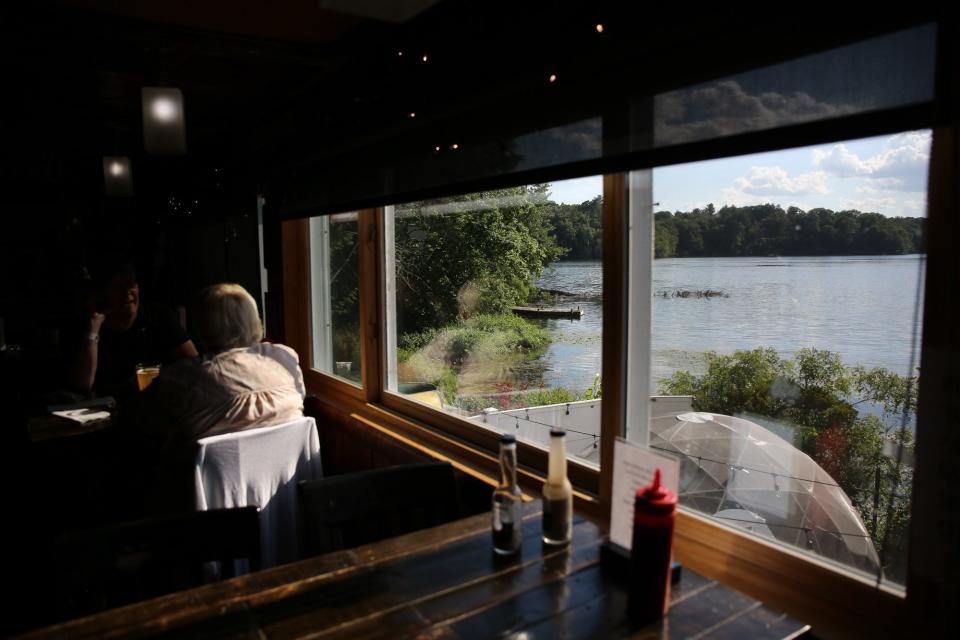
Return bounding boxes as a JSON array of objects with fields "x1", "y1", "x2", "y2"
[{"x1": 279, "y1": 120, "x2": 955, "y2": 640}]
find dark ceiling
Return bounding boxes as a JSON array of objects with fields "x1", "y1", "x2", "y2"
[{"x1": 0, "y1": 2, "x2": 940, "y2": 215}]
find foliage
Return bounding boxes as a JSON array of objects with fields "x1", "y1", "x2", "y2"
[
  {"x1": 549, "y1": 195, "x2": 603, "y2": 260},
  {"x1": 328, "y1": 219, "x2": 362, "y2": 368},
  {"x1": 454, "y1": 386, "x2": 578, "y2": 414},
  {"x1": 652, "y1": 204, "x2": 924, "y2": 258},
  {"x1": 660, "y1": 347, "x2": 916, "y2": 583},
  {"x1": 397, "y1": 313, "x2": 551, "y2": 403},
  {"x1": 395, "y1": 185, "x2": 564, "y2": 335},
  {"x1": 583, "y1": 373, "x2": 602, "y2": 400}
]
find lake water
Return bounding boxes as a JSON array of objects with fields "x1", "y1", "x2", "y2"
[{"x1": 531, "y1": 255, "x2": 926, "y2": 395}]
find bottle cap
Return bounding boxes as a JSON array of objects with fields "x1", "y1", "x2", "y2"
[
  {"x1": 634, "y1": 468, "x2": 677, "y2": 516},
  {"x1": 500, "y1": 433, "x2": 516, "y2": 444},
  {"x1": 549, "y1": 428, "x2": 566, "y2": 437}
]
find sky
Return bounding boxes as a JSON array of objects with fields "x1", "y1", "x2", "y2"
[{"x1": 547, "y1": 130, "x2": 931, "y2": 218}]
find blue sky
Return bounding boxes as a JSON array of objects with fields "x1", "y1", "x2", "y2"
[{"x1": 548, "y1": 130, "x2": 931, "y2": 218}]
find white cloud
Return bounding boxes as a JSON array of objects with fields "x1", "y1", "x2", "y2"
[
  {"x1": 735, "y1": 166, "x2": 829, "y2": 196},
  {"x1": 719, "y1": 165, "x2": 829, "y2": 207},
  {"x1": 812, "y1": 131, "x2": 931, "y2": 192},
  {"x1": 840, "y1": 196, "x2": 899, "y2": 214}
]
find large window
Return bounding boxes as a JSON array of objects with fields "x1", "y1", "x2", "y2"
[
  {"x1": 383, "y1": 180, "x2": 604, "y2": 467},
  {"x1": 631, "y1": 132, "x2": 929, "y2": 588},
  {"x1": 287, "y1": 21, "x2": 945, "y2": 635},
  {"x1": 309, "y1": 212, "x2": 362, "y2": 384}
]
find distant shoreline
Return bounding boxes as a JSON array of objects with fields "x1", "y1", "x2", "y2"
[{"x1": 552, "y1": 252, "x2": 926, "y2": 262}]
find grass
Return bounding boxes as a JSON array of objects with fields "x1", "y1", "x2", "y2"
[{"x1": 397, "y1": 313, "x2": 551, "y2": 402}]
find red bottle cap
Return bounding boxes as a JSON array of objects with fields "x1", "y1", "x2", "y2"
[{"x1": 634, "y1": 468, "x2": 677, "y2": 517}]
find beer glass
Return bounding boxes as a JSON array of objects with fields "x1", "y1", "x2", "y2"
[{"x1": 136, "y1": 363, "x2": 161, "y2": 391}]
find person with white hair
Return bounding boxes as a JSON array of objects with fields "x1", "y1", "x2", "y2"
[{"x1": 136, "y1": 283, "x2": 305, "y2": 443}]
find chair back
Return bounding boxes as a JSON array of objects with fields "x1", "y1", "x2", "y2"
[
  {"x1": 53, "y1": 507, "x2": 260, "y2": 620},
  {"x1": 194, "y1": 416, "x2": 322, "y2": 568},
  {"x1": 299, "y1": 462, "x2": 461, "y2": 556}
]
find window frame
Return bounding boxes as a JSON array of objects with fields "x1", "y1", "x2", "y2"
[{"x1": 278, "y1": 73, "x2": 953, "y2": 640}]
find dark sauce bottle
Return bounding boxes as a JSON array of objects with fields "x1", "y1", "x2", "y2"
[
  {"x1": 492, "y1": 433, "x2": 522, "y2": 555},
  {"x1": 542, "y1": 428, "x2": 573, "y2": 546}
]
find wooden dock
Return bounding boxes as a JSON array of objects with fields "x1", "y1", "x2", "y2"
[{"x1": 511, "y1": 305, "x2": 583, "y2": 319}]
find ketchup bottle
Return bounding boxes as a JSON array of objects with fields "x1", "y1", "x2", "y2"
[{"x1": 628, "y1": 468, "x2": 677, "y2": 626}]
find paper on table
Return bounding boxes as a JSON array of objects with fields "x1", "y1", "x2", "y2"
[
  {"x1": 610, "y1": 437, "x2": 680, "y2": 550},
  {"x1": 52, "y1": 408, "x2": 111, "y2": 425}
]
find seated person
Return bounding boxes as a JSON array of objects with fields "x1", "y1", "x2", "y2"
[
  {"x1": 135, "y1": 283, "x2": 305, "y2": 445},
  {"x1": 68, "y1": 260, "x2": 197, "y2": 399}
]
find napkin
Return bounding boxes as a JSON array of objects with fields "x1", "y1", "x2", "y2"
[{"x1": 52, "y1": 408, "x2": 111, "y2": 424}]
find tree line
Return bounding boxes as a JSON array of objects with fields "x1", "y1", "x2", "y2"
[{"x1": 546, "y1": 198, "x2": 925, "y2": 260}]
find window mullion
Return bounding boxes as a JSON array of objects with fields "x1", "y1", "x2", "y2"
[{"x1": 357, "y1": 208, "x2": 382, "y2": 402}]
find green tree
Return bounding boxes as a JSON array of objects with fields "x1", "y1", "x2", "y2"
[
  {"x1": 654, "y1": 212, "x2": 679, "y2": 258},
  {"x1": 395, "y1": 185, "x2": 564, "y2": 334},
  {"x1": 549, "y1": 195, "x2": 602, "y2": 260},
  {"x1": 652, "y1": 204, "x2": 924, "y2": 257}
]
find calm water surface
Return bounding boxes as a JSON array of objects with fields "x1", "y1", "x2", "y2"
[{"x1": 532, "y1": 255, "x2": 925, "y2": 394}]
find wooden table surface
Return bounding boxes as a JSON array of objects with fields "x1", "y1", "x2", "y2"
[{"x1": 23, "y1": 507, "x2": 810, "y2": 639}]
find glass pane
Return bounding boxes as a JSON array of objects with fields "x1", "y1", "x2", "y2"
[
  {"x1": 279, "y1": 25, "x2": 933, "y2": 216},
  {"x1": 652, "y1": 25, "x2": 935, "y2": 147},
  {"x1": 638, "y1": 131, "x2": 929, "y2": 588},
  {"x1": 386, "y1": 177, "x2": 603, "y2": 466},
  {"x1": 309, "y1": 212, "x2": 362, "y2": 384}
]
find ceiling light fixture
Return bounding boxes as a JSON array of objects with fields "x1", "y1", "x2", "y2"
[
  {"x1": 142, "y1": 87, "x2": 187, "y2": 155},
  {"x1": 102, "y1": 156, "x2": 133, "y2": 196}
]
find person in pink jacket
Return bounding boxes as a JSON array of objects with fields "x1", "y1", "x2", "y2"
[{"x1": 137, "y1": 282, "x2": 306, "y2": 443}]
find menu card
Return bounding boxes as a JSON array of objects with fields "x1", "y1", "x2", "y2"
[{"x1": 610, "y1": 437, "x2": 680, "y2": 550}]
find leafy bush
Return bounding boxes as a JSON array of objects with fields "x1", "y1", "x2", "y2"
[
  {"x1": 660, "y1": 346, "x2": 917, "y2": 583},
  {"x1": 454, "y1": 386, "x2": 578, "y2": 414},
  {"x1": 397, "y1": 313, "x2": 551, "y2": 403}
]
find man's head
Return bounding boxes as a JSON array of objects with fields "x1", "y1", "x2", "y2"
[
  {"x1": 193, "y1": 283, "x2": 263, "y2": 354},
  {"x1": 92, "y1": 260, "x2": 139, "y2": 330}
]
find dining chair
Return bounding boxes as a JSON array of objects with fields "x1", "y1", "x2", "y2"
[
  {"x1": 52, "y1": 506, "x2": 260, "y2": 621},
  {"x1": 194, "y1": 416, "x2": 323, "y2": 568},
  {"x1": 299, "y1": 461, "x2": 462, "y2": 556}
]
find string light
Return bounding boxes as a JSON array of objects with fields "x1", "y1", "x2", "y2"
[
  {"x1": 450, "y1": 143, "x2": 459, "y2": 150},
  {"x1": 713, "y1": 514, "x2": 871, "y2": 540},
  {"x1": 595, "y1": 24, "x2": 604, "y2": 33},
  {"x1": 483, "y1": 409, "x2": 874, "y2": 542},
  {"x1": 649, "y1": 444, "x2": 846, "y2": 489},
  {"x1": 548, "y1": 74, "x2": 557, "y2": 83}
]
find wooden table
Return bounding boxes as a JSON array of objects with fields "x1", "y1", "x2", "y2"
[
  {"x1": 23, "y1": 507, "x2": 809, "y2": 639},
  {"x1": 27, "y1": 413, "x2": 114, "y2": 443}
]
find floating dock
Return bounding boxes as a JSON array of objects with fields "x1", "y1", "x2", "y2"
[{"x1": 511, "y1": 306, "x2": 583, "y2": 319}]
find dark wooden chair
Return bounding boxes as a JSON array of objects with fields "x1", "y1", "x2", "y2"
[
  {"x1": 52, "y1": 506, "x2": 260, "y2": 620},
  {"x1": 299, "y1": 462, "x2": 462, "y2": 555}
]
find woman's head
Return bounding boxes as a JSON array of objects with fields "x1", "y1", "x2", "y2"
[{"x1": 193, "y1": 283, "x2": 262, "y2": 353}]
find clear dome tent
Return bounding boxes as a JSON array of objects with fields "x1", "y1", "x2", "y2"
[{"x1": 650, "y1": 411, "x2": 881, "y2": 577}]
